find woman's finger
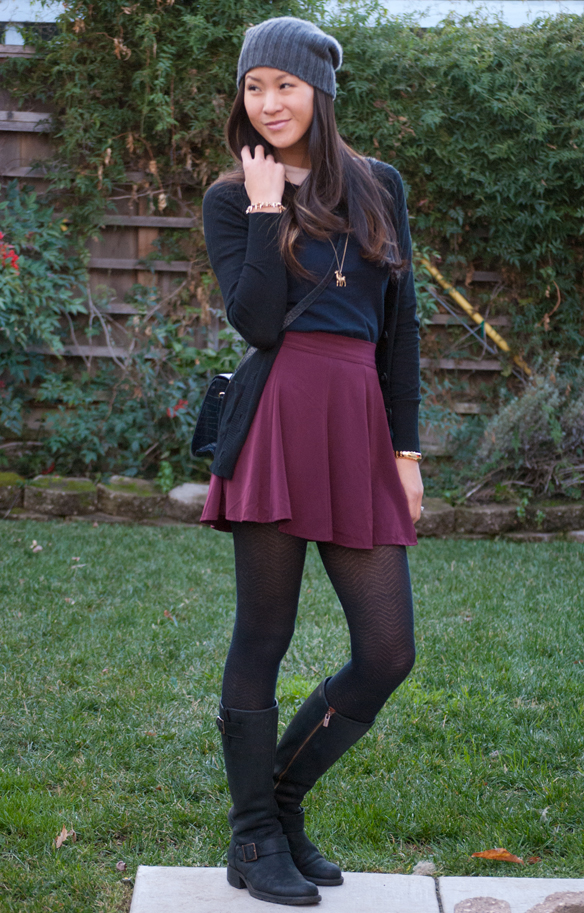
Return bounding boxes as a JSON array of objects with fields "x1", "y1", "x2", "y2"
[
  {"x1": 241, "y1": 145, "x2": 252, "y2": 166},
  {"x1": 254, "y1": 144, "x2": 266, "y2": 160}
]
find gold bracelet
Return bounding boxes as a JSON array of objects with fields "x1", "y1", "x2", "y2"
[
  {"x1": 245, "y1": 202, "x2": 286, "y2": 214},
  {"x1": 394, "y1": 450, "x2": 422, "y2": 462}
]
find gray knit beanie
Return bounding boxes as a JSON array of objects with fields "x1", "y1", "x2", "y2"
[{"x1": 237, "y1": 16, "x2": 342, "y2": 99}]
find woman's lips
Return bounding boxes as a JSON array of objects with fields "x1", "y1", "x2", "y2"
[{"x1": 264, "y1": 120, "x2": 290, "y2": 131}]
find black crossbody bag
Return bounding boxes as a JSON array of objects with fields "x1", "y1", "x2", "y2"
[{"x1": 191, "y1": 237, "x2": 344, "y2": 459}]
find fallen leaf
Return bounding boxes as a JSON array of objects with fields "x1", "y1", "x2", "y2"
[
  {"x1": 163, "y1": 609, "x2": 178, "y2": 626},
  {"x1": 71, "y1": 557, "x2": 80, "y2": 561},
  {"x1": 64, "y1": 598, "x2": 75, "y2": 604},
  {"x1": 32, "y1": 545, "x2": 43, "y2": 553},
  {"x1": 527, "y1": 856, "x2": 542, "y2": 864},
  {"x1": 55, "y1": 826, "x2": 76, "y2": 848},
  {"x1": 145, "y1": 731, "x2": 156, "y2": 737},
  {"x1": 116, "y1": 860, "x2": 127, "y2": 872},
  {"x1": 472, "y1": 848, "x2": 524, "y2": 864}
]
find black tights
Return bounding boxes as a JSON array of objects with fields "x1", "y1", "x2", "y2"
[{"x1": 221, "y1": 522, "x2": 415, "y2": 723}]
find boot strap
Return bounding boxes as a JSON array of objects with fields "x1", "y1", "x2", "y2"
[
  {"x1": 216, "y1": 715, "x2": 243, "y2": 738},
  {"x1": 236, "y1": 835, "x2": 289, "y2": 863}
]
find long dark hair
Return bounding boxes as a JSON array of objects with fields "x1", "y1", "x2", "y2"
[{"x1": 215, "y1": 82, "x2": 406, "y2": 280}]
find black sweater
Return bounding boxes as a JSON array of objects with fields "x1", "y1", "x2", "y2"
[
  {"x1": 284, "y1": 228, "x2": 387, "y2": 342},
  {"x1": 202, "y1": 160, "x2": 421, "y2": 478}
]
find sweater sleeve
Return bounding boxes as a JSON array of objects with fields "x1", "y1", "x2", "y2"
[
  {"x1": 202, "y1": 181, "x2": 289, "y2": 349},
  {"x1": 377, "y1": 163, "x2": 422, "y2": 451}
]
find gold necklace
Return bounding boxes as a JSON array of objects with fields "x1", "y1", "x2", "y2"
[{"x1": 329, "y1": 234, "x2": 349, "y2": 287}]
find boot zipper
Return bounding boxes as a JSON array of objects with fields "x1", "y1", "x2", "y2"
[
  {"x1": 275, "y1": 707, "x2": 337, "y2": 787},
  {"x1": 323, "y1": 707, "x2": 336, "y2": 728}
]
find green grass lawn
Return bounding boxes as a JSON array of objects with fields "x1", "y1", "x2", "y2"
[{"x1": 1, "y1": 521, "x2": 584, "y2": 911}]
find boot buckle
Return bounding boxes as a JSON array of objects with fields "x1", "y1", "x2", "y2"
[
  {"x1": 241, "y1": 843, "x2": 258, "y2": 862},
  {"x1": 216, "y1": 716, "x2": 225, "y2": 735}
]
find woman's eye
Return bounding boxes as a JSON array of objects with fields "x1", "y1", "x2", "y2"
[{"x1": 281, "y1": 82, "x2": 294, "y2": 89}]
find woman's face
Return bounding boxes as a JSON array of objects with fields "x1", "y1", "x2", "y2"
[{"x1": 243, "y1": 67, "x2": 314, "y2": 154}]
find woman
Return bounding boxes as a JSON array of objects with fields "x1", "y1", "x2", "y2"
[{"x1": 199, "y1": 15, "x2": 423, "y2": 906}]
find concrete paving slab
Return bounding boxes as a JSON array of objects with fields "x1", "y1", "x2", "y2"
[
  {"x1": 129, "y1": 867, "x2": 439, "y2": 913},
  {"x1": 440, "y1": 877, "x2": 584, "y2": 913}
]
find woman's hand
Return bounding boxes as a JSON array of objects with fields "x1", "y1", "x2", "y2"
[
  {"x1": 241, "y1": 144, "x2": 285, "y2": 208},
  {"x1": 395, "y1": 458, "x2": 424, "y2": 524}
]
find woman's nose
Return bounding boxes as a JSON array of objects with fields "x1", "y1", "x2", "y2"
[{"x1": 262, "y1": 92, "x2": 283, "y2": 114}]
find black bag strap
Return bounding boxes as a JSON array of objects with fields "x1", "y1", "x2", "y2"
[{"x1": 235, "y1": 233, "x2": 346, "y2": 373}]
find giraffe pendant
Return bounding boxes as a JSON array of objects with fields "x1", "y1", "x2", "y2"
[{"x1": 335, "y1": 270, "x2": 347, "y2": 287}]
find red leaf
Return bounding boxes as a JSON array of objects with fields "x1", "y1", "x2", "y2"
[{"x1": 472, "y1": 848, "x2": 524, "y2": 864}]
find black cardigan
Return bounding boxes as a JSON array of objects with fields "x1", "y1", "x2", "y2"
[{"x1": 202, "y1": 160, "x2": 421, "y2": 479}]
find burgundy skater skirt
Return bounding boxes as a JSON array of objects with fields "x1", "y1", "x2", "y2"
[{"x1": 200, "y1": 331, "x2": 417, "y2": 549}]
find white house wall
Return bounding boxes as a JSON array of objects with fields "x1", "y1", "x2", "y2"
[
  {"x1": 0, "y1": 1, "x2": 63, "y2": 44},
  {"x1": 370, "y1": 0, "x2": 584, "y2": 26}
]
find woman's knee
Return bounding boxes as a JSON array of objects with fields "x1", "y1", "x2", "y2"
[
  {"x1": 234, "y1": 618, "x2": 296, "y2": 664},
  {"x1": 390, "y1": 642, "x2": 416, "y2": 686},
  {"x1": 355, "y1": 640, "x2": 415, "y2": 691}
]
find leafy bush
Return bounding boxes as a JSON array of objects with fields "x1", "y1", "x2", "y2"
[
  {"x1": 2, "y1": 1, "x2": 584, "y2": 479},
  {"x1": 0, "y1": 182, "x2": 87, "y2": 357},
  {"x1": 335, "y1": 6, "x2": 584, "y2": 359},
  {"x1": 0, "y1": 182, "x2": 88, "y2": 439},
  {"x1": 6, "y1": 2, "x2": 583, "y2": 354},
  {"x1": 0, "y1": 182, "x2": 246, "y2": 478},
  {"x1": 4, "y1": 0, "x2": 323, "y2": 231},
  {"x1": 472, "y1": 359, "x2": 584, "y2": 499}
]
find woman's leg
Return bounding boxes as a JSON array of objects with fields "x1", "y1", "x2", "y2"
[
  {"x1": 222, "y1": 521, "x2": 307, "y2": 710},
  {"x1": 317, "y1": 542, "x2": 415, "y2": 722},
  {"x1": 273, "y1": 543, "x2": 414, "y2": 884},
  {"x1": 217, "y1": 522, "x2": 320, "y2": 905}
]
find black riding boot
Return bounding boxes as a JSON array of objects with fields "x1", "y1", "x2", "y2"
[
  {"x1": 274, "y1": 679, "x2": 374, "y2": 886},
  {"x1": 217, "y1": 700, "x2": 321, "y2": 906}
]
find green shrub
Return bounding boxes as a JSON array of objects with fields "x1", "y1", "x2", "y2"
[
  {"x1": 0, "y1": 182, "x2": 88, "y2": 439},
  {"x1": 0, "y1": 183, "x2": 247, "y2": 478},
  {"x1": 334, "y1": 7, "x2": 584, "y2": 359},
  {"x1": 473, "y1": 358, "x2": 584, "y2": 499},
  {"x1": 0, "y1": 182, "x2": 87, "y2": 356},
  {"x1": 5, "y1": 2, "x2": 583, "y2": 358},
  {"x1": 2, "y1": 1, "x2": 584, "y2": 479}
]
